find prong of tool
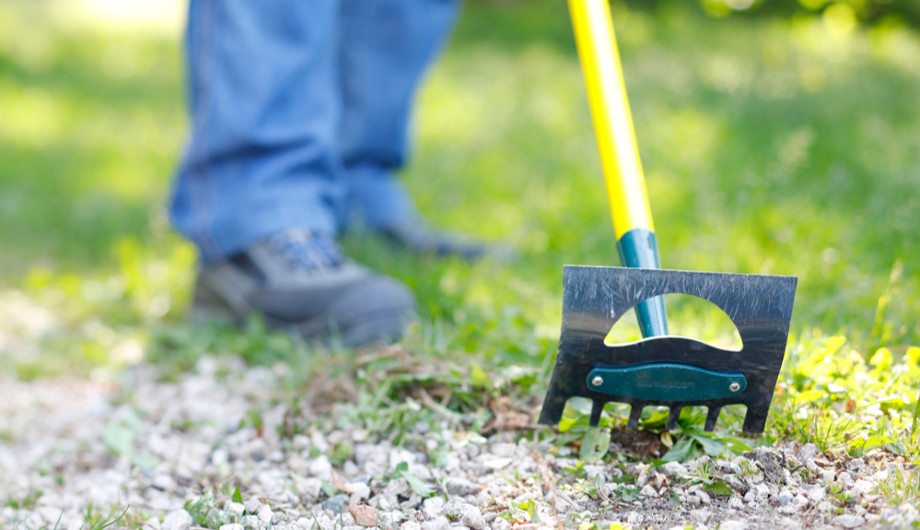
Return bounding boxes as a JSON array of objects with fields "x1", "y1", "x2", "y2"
[
  {"x1": 705, "y1": 406, "x2": 722, "y2": 432},
  {"x1": 590, "y1": 400, "x2": 605, "y2": 427},
  {"x1": 666, "y1": 406, "x2": 682, "y2": 431},
  {"x1": 627, "y1": 403, "x2": 643, "y2": 429}
]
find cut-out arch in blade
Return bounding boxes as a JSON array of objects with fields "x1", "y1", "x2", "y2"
[{"x1": 603, "y1": 293, "x2": 743, "y2": 351}]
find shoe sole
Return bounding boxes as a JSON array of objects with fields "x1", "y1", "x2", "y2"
[{"x1": 189, "y1": 281, "x2": 416, "y2": 349}]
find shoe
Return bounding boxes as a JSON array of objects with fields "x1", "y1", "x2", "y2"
[
  {"x1": 189, "y1": 229, "x2": 417, "y2": 348},
  {"x1": 379, "y1": 219, "x2": 515, "y2": 262}
]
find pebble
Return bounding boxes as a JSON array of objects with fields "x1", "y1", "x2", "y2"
[
  {"x1": 421, "y1": 516, "x2": 451, "y2": 530},
  {"x1": 348, "y1": 504, "x2": 378, "y2": 527},
  {"x1": 659, "y1": 462, "x2": 687, "y2": 477},
  {"x1": 719, "y1": 520, "x2": 749, "y2": 530},
  {"x1": 161, "y1": 510, "x2": 192, "y2": 530},
  {"x1": 491, "y1": 518, "x2": 511, "y2": 530},
  {"x1": 257, "y1": 504, "x2": 273, "y2": 523},
  {"x1": 422, "y1": 497, "x2": 445, "y2": 519},
  {"x1": 728, "y1": 496, "x2": 744, "y2": 510},
  {"x1": 777, "y1": 489, "x2": 793, "y2": 506},
  {"x1": 807, "y1": 485, "x2": 826, "y2": 503},
  {"x1": 836, "y1": 514, "x2": 865, "y2": 528},
  {"x1": 244, "y1": 497, "x2": 263, "y2": 515},
  {"x1": 323, "y1": 494, "x2": 349, "y2": 514},
  {"x1": 446, "y1": 477, "x2": 479, "y2": 496},
  {"x1": 344, "y1": 482, "x2": 371, "y2": 500},
  {"x1": 460, "y1": 505, "x2": 486, "y2": 530},
  {"x1": 795, "y1": 443, "x2": 817, "y2": 464},
  {"x1": 689, "y1": 509, "x2": 711, "y2": 524},
  {"x1": 851, "y1": 479, "x2": 874, "y2": 496}
]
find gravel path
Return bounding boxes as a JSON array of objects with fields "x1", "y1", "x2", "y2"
[{"x1": 1, "y1": 357, "x2": 917, "y2": 530}]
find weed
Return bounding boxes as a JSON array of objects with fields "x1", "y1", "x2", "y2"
[
  {"x1": 185, "y1": 491, "x2": 235, "y2": 528},
  {"x1": 82, "y1": 504, "x2": 130, "y2": 530},
  {"x1": 875, "y1": 466, "x2": 920, "y2": 507},
  {"x1": 4, "y1": 490, "x2": 43, "y2": 510}
]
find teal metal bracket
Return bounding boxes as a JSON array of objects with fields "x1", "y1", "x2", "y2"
[{"x1": 586, "y1": 363, "x2": 746, "y2": 402}]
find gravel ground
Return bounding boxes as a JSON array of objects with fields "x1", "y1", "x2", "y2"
[{"x1": 1, "y1": 356, "x2": 918, "y2": 530}]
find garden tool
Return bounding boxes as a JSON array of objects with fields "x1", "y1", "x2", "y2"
[{"x1": 538, "y1": 0, "x2": 797, "y2": 434}]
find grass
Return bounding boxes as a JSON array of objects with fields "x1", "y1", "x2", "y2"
[{"x1": 1, "y1": 0, "x2": 919, "y2": 512}]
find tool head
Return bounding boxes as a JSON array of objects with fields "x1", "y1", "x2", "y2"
[{"x1": 539, "y1": 266, "x2": 797, "y2": 434}]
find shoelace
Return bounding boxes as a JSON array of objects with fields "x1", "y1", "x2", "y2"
[{"x1": 269, "y1": 229, "x2": 344, "y2": 270}]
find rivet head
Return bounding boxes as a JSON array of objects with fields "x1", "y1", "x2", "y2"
[
  {"x1": 591, "y1": 376, "x2": 604, "y2": 387},
  {"x1": 729, "y1": 382, "x2": 741, "y2": 392}
]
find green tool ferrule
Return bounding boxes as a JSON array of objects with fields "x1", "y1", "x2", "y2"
[
  {"x1": 587, "y1": 363, "x2": 747, "y2": 402},
  {"x1": 616, "y1": 228, "x2": 669, "y2": 337}
]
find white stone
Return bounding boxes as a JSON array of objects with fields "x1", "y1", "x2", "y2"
[
  {"x1": 795, "y1": 443, "x2": 817, "y2": 464},
  {"x1": 836, "y1": 515, "x2": 865, "y2": 529},
  {"x1": 659, "y1": 462, "x2": 687, "y2": 477},
  {"x1": 697, "y1": 489, "x2": 711, "y2": 505},
  {"x1": 639, "y1": 485, "x2": 658, "y2": 498},
  {"x1": 690, "y1": 509, "x2": 711, "y2": 524},
  {"x1": 445, "y1": 477, "x2": 478, "y2": 496},
  {"x1": 728, "y1": 496, "x2": 744, "y2": 510},
  {"x1": 161, "y1": 510, "x2": 193, "y2": 530},
  {"x1": 777, "y1": 489, "x2": 793, "y2": 505},
  {"x1": 807, "y1": 485, "x2": 826, "y2": 503},
  {"x1": 257, "y1": 504, "x2": 273, "y2": 523},
  {"x1": 219, "y1": 525, "x2": 244, "y2": 530},
  {"x1": 582, "y1": 465, "x2": 606, "y2": 479},
  {"x1": 719, "y1": 520, "x2": 749, "y2": 530},
  {"x1": 298, "y1": 477, "x2": 323, "y2": 499},
  {"x1": 460, "y1": 505, "x2": 486, "y2": 530},
  {"x1": 242, "y1": 515, "x2": 261, "y2": 530},
  {"x1": 851, "y1": 479, "x2": 874, "y2": 496},
  {"x1": 491, "y1": 518, "x2": 512, "y2": 530},
  {"x1": 422, "y1": 497, "x2": 445, "y2": 519},
  {"x1": 754, "y1": 483, "x2": 771, "y2": 503},
  {"x1": 421, "y1": 516, "x2": 451, "y2": 530},
  {"x1": 244, "y1": 497, "x2": 263, "y2": 515},
  {"x1": 343, "y1": 482, "x2": 371, "y2": 500},
  {"x1": 309, "y1": 456, "x2": 333, "y2": 481}
]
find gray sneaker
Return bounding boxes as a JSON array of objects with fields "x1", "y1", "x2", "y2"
[{"x1": 190, "y1": 230, "x2": 417, "y2": 348}]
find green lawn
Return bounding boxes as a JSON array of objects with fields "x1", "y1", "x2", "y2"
[{"x1": 1, "y1": 0, "x2": 918, "y2": 465}]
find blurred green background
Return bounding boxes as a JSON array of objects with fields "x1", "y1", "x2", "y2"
[{"x1": 1, "y1": 0, "x2": 917, "y2": 379}]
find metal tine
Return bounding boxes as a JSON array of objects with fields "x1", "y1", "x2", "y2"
[
  {"x1": 590, "y1": 400, "x2": 605, "y2": 427},
  {"x1": 666, "y1": 406, "x2": 683, "y2": 431},
  {"x1": 627, "y1": 403, "x2": 643, "y2": 429},
  {"x1": 705, "y1": 406, "x2": 722, "y2": 432}
]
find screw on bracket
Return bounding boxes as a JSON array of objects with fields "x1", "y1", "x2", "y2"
[
  {"x1": 729, "y1": 382, "x2": 741, "y2": 393},
  {"x1": 591, "y1": 376, "x2": 604, "y2": 387}
]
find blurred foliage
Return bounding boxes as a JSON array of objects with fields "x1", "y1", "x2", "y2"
[
  {"x1": 474, "y1": 0, "x2": 920, "y2": 27},
  {"x1": 684, "y1": 0, "x2": 918, "y2": 26}
]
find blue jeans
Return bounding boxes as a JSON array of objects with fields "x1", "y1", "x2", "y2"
[{"x1": 170, "y1": 0, "x2": 460, "y2": 262}]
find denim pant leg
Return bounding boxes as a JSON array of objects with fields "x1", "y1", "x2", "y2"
[
  {"x1": 339, "y1": 0, "x2": 461, "y2": 230},
  {"x1": 171, "y1": 0, "x2": 344, "y2": 262}
]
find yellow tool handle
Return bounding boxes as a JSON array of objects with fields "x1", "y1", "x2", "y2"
[{"x1": 568, "y1": 0, "x2": 654, "y2": 239}]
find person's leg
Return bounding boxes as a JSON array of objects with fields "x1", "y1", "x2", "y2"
[
  {"x1": 171, "y1": 0, "x2": 416, "y2": 347},
  {"x1": 338, "y1": 0, "x2": 461, "y2": 231},
  {"x1": 171, "y1": 0, "x2": 344, "y2": 263}
]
